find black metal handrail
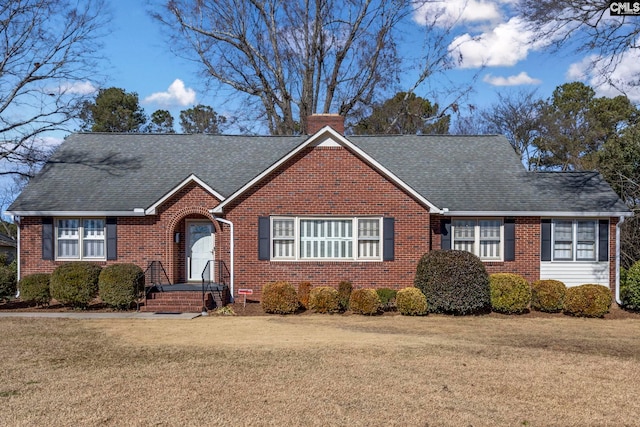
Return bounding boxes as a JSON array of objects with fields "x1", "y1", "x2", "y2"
[
  {"x1": 201, "y1": 259, "x2": 230, "y2": 313},
  {"x1": 137, "y1": 260, "x2": 171, "y2": 311}
]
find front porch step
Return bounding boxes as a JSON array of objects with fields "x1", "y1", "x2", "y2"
[{"x1": 141, "y1": 291, "x2": 215, "y2": 313}]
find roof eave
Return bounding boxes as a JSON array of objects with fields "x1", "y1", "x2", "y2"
[
  {"x1": 5, "y1": 209, "x2": 147, "y2": 217},
  {"x1": 441, "y1": 210, "x2": 633, "y2": 217}
]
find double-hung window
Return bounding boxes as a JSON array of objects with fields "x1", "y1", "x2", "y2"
[
  {"x1": 552, "y1": 219, "x2": 597, "y2": 261},
  {"x1": 56, "y1": 218, "x2": 106, "y2": 260},
  {"x1": 452, "y1": 219, "x2": 502, "y2": 261},
  {"x1": 271, "y1": 217, "x2": 382, "y2": 261}
]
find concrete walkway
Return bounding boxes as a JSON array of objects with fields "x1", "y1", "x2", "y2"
[{"x1": 0, "y1": 311, "x2": 202, "y2": 319}]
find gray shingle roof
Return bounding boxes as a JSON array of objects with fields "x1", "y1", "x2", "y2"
[{"x1": 8, "y1": 132, "x2": 630, "y2": 215}]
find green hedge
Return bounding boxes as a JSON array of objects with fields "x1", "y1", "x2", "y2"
[
  {"x1": 415, "y1": 250, "x2": 490, "y2": 315},
  {"x1": 0, "y1": 262, "x2": 17, "y2": 301},
  {"x1": 19, "y1": 273, "x2": 51, "y2": 306},
  {"x1": 338, "y1": 280, "x2": 352, "y2": 311},
  {"x1": 98, "y1": 264, "x2": 144, "y2": 309},
  {"x1": 621, "y1": 260, "x2": 640, "y2": 310},
  {"x1": 396, "y1": 287, "x2": 428, "y2": 316},
  {"x1": 563, "y1": 284, "x2": 612, "y2": 318},
  {"x1": 50, "y1": 262, "x2": 102, "y2": 308},
  {"x1": 489, "y1": 273, "x2": 531, "y2": 314},
  {"x1": 531, "y1": 280, "x2": 566, "y2": 313}
]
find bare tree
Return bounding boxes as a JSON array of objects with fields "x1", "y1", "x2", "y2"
[
  {"x1": 153, "y1": 0, "x2": 414, "y2": 135},
  {"x1": 480, "y1": 90, "x2": 542, "y2": 170},
  {"x1": 0, "y1": 0, "x2": 107, "y2": 177},
  {"x1": 520, "y1": 0, "x2": 640, "y2": 87}
]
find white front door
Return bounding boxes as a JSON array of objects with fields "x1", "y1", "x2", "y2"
[{"x1": 187, "y1": 222, "x2": 214, "y2": 282}]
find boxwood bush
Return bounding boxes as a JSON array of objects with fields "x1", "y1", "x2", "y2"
[
  {"x1": 19, "y1": 273, "x2": 51, "y2": 306},
  {"x1": 489, "y1": 273, "x2": 531, "y2": 314},
  {"x1": 0, "y1": 262, "x2": 17, "y2": 301},
  {"x1": 621, "y1": 260, "x2": 640, "y2": 311},
  {"x1": 338, "y1": 280, "x2": 353, "y2": 311},
  {"x1": 396, "y1": 287, "x2": 428, "y2": 316},
  {"x1": 298, "y1": 281, "x2": 312, "y2": 309},
  {"x1": 261, "y1": 281, "x2": 299, "y2": 314},
  {"x1": 414, "y1": 250, "x2": 491, "y2": 314},
  {"x1": 98, "y1": 263, "x2": 144, "y2": 309},
  {"x1": 531, "y1": 279, "x2": 566, "y2": 313},
  {"x1": 349, "y1": 289, "x2": 382, "y2": 315},
  {"x1": 563, "y1": 284, "x2": 612, "y2": 318},
  {"x1": 50, "y1": 262, "x2": 102, "y2": 308},
  {"x1": 376, "y1": 288, "x2": 397, "y2": 311},
  {"x1": 309, "y1": 286, "x2": 340, "y2": 313}
]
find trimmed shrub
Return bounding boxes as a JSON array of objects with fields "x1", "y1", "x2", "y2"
[
  {"x1": 19, "y1": 273, "x2": 51, "y2": 306},
  {"x1": 349, "y1": 289, "x2": 382, "y2": 315},
  {"x1": 396, "y1": 287, "x2": 428, "y2": 316},
  {"x1": 0, "y1": 262, "x2": 17, "y2": 301},
  {"x1": 531, "y1": 279, "x2": 566, "y2": 313},
  {"x1": 376, "y1": 288, "x2": 397, "y2": 311},
  {"x1": 621, "y1": 260, "x2": 640, "y2": 310},
  {"x1": 298, "y1": 281, "x2": 312, "y2": 309},
  {"x1": 338, "y1": 280, "x2": 352, "y2": 311},
  {"x1": 309, "y1": 286, "x2": 340, "y2": 313},
  {"x1": 98, "y1": 263, "x2": 144, "y2": 310},
  {"x1": 563, "y1": 284, "x2": 612, "y2": 318},
  {"x1": 261, "y1": 281, "x2": 299, "y2": 314},
  {"x1": 50, "y1": 262, "x2": 102, "y2": 308},
  {"x1": 414, "y1": 250, "x2": 491, "y2": 315},
  {"x1": 489, "y1": 273, "x2": 531, "y2": 314}
]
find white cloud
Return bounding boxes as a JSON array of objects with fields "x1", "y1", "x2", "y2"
[
  {"x1": 37, "y1": 136, "x2": 64, "y2": 148},
  {"x1": 483, "y1": 72, "x2": 541, "y2": 86},
  {"x1": 143, "y1": 79, "x2": 196, "y2": 107},
  {"x1": 449, "y1": 17, "x2": 551, "y2": 68},
  {"x1": 413, "y1": 0, "x2": 511, "y2": 27},
  {"x1": 57, "y1": 81, "x2": 98, "y2": 95},
  {"x1": 567, "y1": 49, "x2": 640, "y2": 103}
]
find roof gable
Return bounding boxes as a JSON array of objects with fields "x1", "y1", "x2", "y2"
[
  {"x1": 145, "y1": 174, "x2": 225, "y2": 215},
  {"x1": 212, "y1": 126, "x2": 441, "y2": 213}
]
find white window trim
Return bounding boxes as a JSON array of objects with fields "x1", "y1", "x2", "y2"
[
  {"x1": 55, "y1": 218, "x2": 106, "y2": 261},
  {"x1": 451, "y1": 218, "x2": 504, "y2": 261},
  {"x1": 550, "y1": 219, "x2": 598, "y2": 262},
  {"x1": 270, "y1": 216, "x2": 383, "y2": 261}
]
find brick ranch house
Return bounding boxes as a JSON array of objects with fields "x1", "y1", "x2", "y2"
[{"x1": 7, "y1": 114, "x2": 632, "y2": 308}]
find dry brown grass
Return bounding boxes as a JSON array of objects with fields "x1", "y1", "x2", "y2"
[{"x1": 1, "y1": 315, "x2": 639, "y2": 426}]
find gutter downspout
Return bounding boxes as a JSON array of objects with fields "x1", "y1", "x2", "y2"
[
  {"x1": 213, "y1": 217, "x2": 234, "y2": 302},
  {"x1": 14, "y1": 215, "x2": 20, "y2": 299},
  {"x1": 615, "y1": 215, "x2": 625, "y2": 305}
]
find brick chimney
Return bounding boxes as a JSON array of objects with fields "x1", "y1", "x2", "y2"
[{"x1": 306, "y1": 114, "x2": 345, "y2": 135}]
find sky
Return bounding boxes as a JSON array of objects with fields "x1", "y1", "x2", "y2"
[{"x1": 87, "y1": 0, "x2": 640, "y2": 135}]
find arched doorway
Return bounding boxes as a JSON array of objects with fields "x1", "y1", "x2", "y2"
[{"x1": 186, "y1": 220, "x2": 215, "y2": 282}]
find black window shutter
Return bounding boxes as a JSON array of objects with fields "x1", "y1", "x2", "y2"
[
  {"x1": 258, "y1": 217, "x2": 270, "y2": 260},
  {"x1": 106, "y1": 217, "x2": 117, "y2": 260},
  {"x1": 440, "y1": 219, "x2": 451, "y2": 250},
  {"x1": 42, "y1": 217, "x2": 53, "y2": 260},
  {"x1": 383, "y1": 217, "x2": 395, "y2": 261},
  {"x1": 598, "y1": 219, "x2": 609, "y2": 262},
  {"x1": 541, "y1": 219, "x2": 551, "y2": 261},
  {"x1": 504, "y1": 218, "x2": 515, "y2": 261}
]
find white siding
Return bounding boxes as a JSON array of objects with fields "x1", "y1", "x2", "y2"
[{"x1": 540, "y1": 262, "x2": 609, "y2": 288}]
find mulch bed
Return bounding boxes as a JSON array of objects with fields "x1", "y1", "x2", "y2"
[{"x1": 2, "y1": 298, "x2": 640, "y2": 319}]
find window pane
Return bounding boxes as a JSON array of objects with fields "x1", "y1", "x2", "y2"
[
  {"x1": 554, "y1": 242, "x2": 573, "y2": 260},
  {"x1": 300, "y1": 219, "x2": 352, "y2": 259},
  {"x1": 84, "y1": 240, "x2": 104, "y2": 258},
  {"x1": 554, "y1": 221, "x2": 573, "y2": 241},
  {"x1": 479, "y1": 220, "x2": 500, "y2": 240},
  {"x1": 453, "y1": 220, "x2": 475, "y2": 240},
  {"x1": 83, "y1": 219, "x2": 104, "y2": 238},
  {"x1": 57, "y1": 219, "x2": 79, "y2": 258},
  {"x1": 454, "y1": 241, "x2": 475, "y2": 253},
  {"x1": 273, "y1": 219, "x2": 294, "y2": 238},
  {"x1": 577, "y1": 221, "x2": 596, "y2": 261}
]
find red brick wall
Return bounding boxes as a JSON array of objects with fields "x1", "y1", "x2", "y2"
[
  {"x1": 431, "y1": 216, "x2": 542, "y2": 284},
  {"x1": 18, "y1": 181, "x2": 222, "y2": 283},
  {"x1": 306, "y1": 114, "x2": 345, "y2": 134},
  {"x1": 223, "y1": 146, "x2": 430, "y2": 299}
]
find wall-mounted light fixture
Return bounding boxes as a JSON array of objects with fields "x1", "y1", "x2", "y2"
[{"x1": 174, "y1": 232, "x2": 180, "y2": 243}]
